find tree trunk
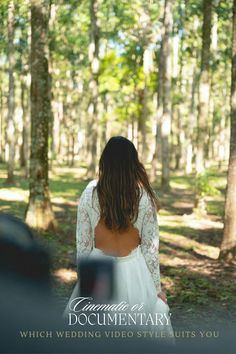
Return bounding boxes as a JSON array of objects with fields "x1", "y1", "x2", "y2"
[
  {"x1": 100, "y1": 93, "x2": 108, "y2": 151},
  {"x1": 219, "y1": 0, "x2": 236, "y2": 261},
  {"x1": 186, "y1": 66, "x2": 197, "y2": 174},
  {"x1": 138, "y1": 87, "x2": 148, "y2": 161},
  {"x1": 0, "y1": 84, "x2": 4, "y2": 162},
  {"x1": 161, "y1": 0, "x2": 173, "y2": 191},
  {"x1": 139, "y1": 45, "x2": 152, "y2": 164},
  {"x1": 25, "y1": 0, "x2": 56, "y2": 231},
  {"x1": 196, "y1": 0, "x2": 212, "y2": 174},
  {"x1": 175, "y1": 7, "x2": 184, "y2": 171},
  {"x1": 138, "y1": 81, "x2": 148, "y2": 163},
  {"x1": 70, "y1": 134, "x2": 75, "y2": 167},
  {"x1": 6, "y1": 0, "x2": 15, "y2": 184},
  {"x1": 150, "y1": 1, "x2": 165, "y2": 182},
  {"x1": 87, "y1": 0, "x2": 100, "y2": 179},
  {"x1": 20, "y1": 78, "x2": 29, "y2": 171}
]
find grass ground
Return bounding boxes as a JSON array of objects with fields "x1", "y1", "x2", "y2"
[{"x1": 0, "y1": 163, "x2": 235, "y2": 327}]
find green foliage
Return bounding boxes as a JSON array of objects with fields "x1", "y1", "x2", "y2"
[
  {"x1": 195, "y1": 172, "x2": 221, "y2": 197},
  {"x1": 0, "y1": 0, "x2": 233, "y2": 168}
]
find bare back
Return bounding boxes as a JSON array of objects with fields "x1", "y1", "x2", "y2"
[{"x1": 95, "y1": 218, "x2": 140, "y2": 257}]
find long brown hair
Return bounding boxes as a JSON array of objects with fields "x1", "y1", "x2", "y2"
[{"x1": 95, "y1": 136, "x2": 160, "y2": 232}]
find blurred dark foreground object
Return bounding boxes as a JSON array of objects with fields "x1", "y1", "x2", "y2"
[
  {"x1": 0, "y1": 213, "x2": 235, "y2": 354},
  {"x1": 0, "y1": 213, "x2": 51, "y2": 291},
  {"x1": 79, "y1": 257, "x2": 115, "y2": 302},
  {"x1": 0, "y1": 213, "x2": 62, "y2": 353}
]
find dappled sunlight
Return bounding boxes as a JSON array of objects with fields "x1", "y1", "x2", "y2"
[
  {"x1": 159, "y1": 211, "x2": 222, "y2": 259},
  {"x1": 52, "y1": 196, "x2": 77, "y2": 207},
  {"x1": 206, "y1": 194, "x2": 224, "y2": 202},
  {"x1": 183, "y1": 213, "x2": 223, "y2": 231},
  {"x1": 161, "y1": 232, "x2": 219, "y2": 259},
  {"x1": 0, "y1": 188, "x2": 78, "y2": 211},
  {"x1": 0, "y1": 188, "x2": 28, "y2": 202},
  {"x1": 159, "y1": 214, "x2": 185, "y2": 225},
  {"x1": 52, "y1": 195, "x2": 79, "y2": 202},
  {"x1": 50, "y1": 166, "x2": 87, "y2": 180},
  {"x1": 172, "y1": 201, "x2": 193, "y2": 209},
  {"x1": 53, "y1": 268, "x2": 77, "y2": 284},
  {"x1": 51, "y1": 204, "x2": 66, "y2": 213},
  {"x1": 170, "y1": 180, "x2": 191, "y2": 189},
  {"x1": 161, "y1": 253, "x2": 192, "y2": 266},
  {"x1": 161, "y1": 242, "x2": 197, "y2": 262},
  {"x1": 159, "y1": 209, "x2": 173, "y2": 217},
  {"x1": 161, "y1": 252, "x2": 221, "y2": 277},
  {"x1": 0, "y1": 205, "x2": 12, "y2": 211}
]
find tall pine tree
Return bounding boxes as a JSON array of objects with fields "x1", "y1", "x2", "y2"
[
  {"x1": 219, "y1": 0, "x2": 236, "y2": 261},
  {"x1": 25, "y1": 0, "x2": 56, "y2": 230}
]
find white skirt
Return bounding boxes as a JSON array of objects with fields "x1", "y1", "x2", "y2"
[{"x1": 64, "y1": 245, "x2": 174, "y2": 342}]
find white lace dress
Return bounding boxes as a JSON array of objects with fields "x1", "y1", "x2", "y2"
[{"x1": 64, "y1": 180, "x2": 174, "y2": 338}]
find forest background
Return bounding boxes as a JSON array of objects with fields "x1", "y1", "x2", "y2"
[{"x1": 0, "y1": 0, "x2": 236, "y2": 326}]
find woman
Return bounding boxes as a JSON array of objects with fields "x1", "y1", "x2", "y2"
[{"x1": 65, "y1": 136, "x2": 173, "y2": 337}]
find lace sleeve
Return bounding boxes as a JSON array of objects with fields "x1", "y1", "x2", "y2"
[
  {"x1": 76, "y1": 191, "x2": 93, "y2": 261},
  {"x1": 141, "y1": 199, "x2": 162, "y2": 294}
]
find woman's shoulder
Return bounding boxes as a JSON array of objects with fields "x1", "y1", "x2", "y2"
[
  {"x1": 78, "y1": 179, "x2": 98, "y2": 208},
  {"x1": 82, "y1": 179, "x2": 98, "y2": 195},
  {"x1": 139, "y1": 188, "x2": 153, "y2": 209},
  {"x1": 86, "y1": 179, "x2": 98, "y2": 189}
]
